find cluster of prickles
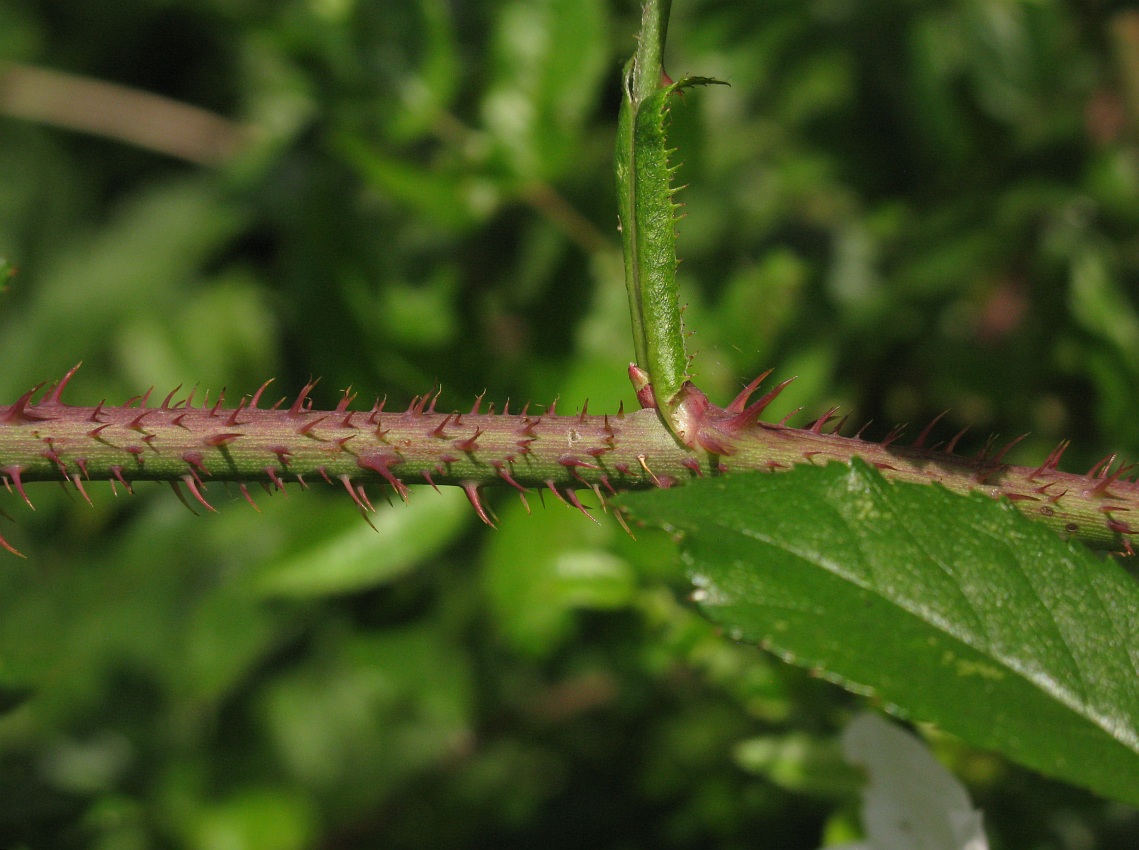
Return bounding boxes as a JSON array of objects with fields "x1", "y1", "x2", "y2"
[{"x1": 1, "y1": 363, "x2": 1137, "y2": 557}]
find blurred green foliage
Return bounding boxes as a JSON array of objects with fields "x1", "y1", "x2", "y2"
[{"x1": 2, "y1": 0, "x2": 1139, "y2": 847}]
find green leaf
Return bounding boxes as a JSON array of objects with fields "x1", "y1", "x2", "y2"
[
  {"x1": 483, "y1": 0, "x2": 609, "y2": 180},
  {"x1": 622, "y1": 459, "x2": 1139, "y2": 806},
  {"x1": 246, "y1": 487, "x2": 471, "y2": 599}
]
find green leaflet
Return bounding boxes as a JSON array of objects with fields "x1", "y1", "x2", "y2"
[
  {"x1": 621, "y1": 460, "x2": 1139, "y2": 807},
  {"x1": 615, "y1": 37, "x2": 724, "y2": 420}
]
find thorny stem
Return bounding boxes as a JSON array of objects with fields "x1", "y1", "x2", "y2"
[
  {"x1": 2, "y1": 3, "x2": 1136, "y2": 559},
  {"x1": 0, "y1": 366, "x2": 1137, "y2": 556}
]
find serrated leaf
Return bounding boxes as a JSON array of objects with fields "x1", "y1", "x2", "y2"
[{"x1": 621, "y1": 459, "x2": 1139, "y2": 806}]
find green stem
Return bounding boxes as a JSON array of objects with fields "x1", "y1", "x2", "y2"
[
  {"x1": 632, "y1": 0, "x2": 672, "y2": 105},
  {"x1": 0, "y1": 377, "x2": 1135, "y2": 552},
  {"x1": 617, "y1": 0, "x2": 723, "y2": 440},
  {"x1": 617, "y1": 0, "x2": 687, "y2": 422}
]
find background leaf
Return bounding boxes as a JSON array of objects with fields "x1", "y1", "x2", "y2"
[{"x1": 622, "y1": 460, "x2": 1139, "y2": 806}]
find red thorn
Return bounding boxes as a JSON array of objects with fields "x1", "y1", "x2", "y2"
[
  {"x1": 913, "y1": 410, "x2": 949, "y2": 450},
  {"x1": 169, "y1": 480, "x2": 198, "y2": 515},
  {"x1": 563, "y1": 488, "x2": 599, "y2": 524},
  {"x1": 71, "y1": 475, "x2": 93, "y2": 506},
  {"x1": 110, "y1": 465, "x2": 133, "y2": 494},
  {"x1": 128, "y1": 410, "x2": 153, "y2": 432},
  {"x1": 462, "y1": 481, "x2": 495, "y2": 526},
  {"x1": 421, "y1": 470, "x2": 441, "y2": 493},
  {"x1": 1107, "y1": 517, "x2": 1136, "y2": 536},
  {"x1": 944, "y1": 426, "x2": 970, "y2": 455},
  {"x1": 204, "y1": 432, "x2": 243, "y2": 448},
  {"x1": 974, "y1": 434, "x2": 998, "y2": 462},
  {"x1": 335, "y1": 388, "x2": 357, "y2": 414},
  {"x1": 182, "y1": 452, "x2": 209, "y2": 475},
  {"x1": 1090, "y1": 463, "x2": 1135, "y2": 497},
  {"x1": 298, "y1": 416, "x2": 328, "y2": 437},
  {"x1": 722, "y1": 377, "x2": 796, "y2": 431},
  {"x1": 181, "y1": 474, "x2": 216, "y2": 512},
  {"x1": 249, "y1": 378, "x2": 274, "y2": 409},
  {"x1": 205, "y1": 389, "x2": 225, "y2": 415},
  {"x1": 1098, "y1": 504, "x2": 1129, "y2": 514},
  {"x1": 366, "y1": 397, "x2": 386, "y2": 424},
  {"x1": 469, "y1": 392, "x2": 485, "y2": 415},
  {"x1": 808, "y1": 406, "x2": 842, "y2": 435},
  {"x1": 88, "y1": 423, "x2": 112, "y2": 440},
  {"x1": 268, "y1": 446, "x2": 292, "y2": 467},
  {"x1": 288, "y1": 380, "x2": 319, "y2": 417},
  {"x1": 879, "y1": 425, "x2": 906, "y2": 449},
  {"x1": 628, "y1": 364, "x2": 656, "y2": 410},
  {"x1": 617, "y1": 401, "x2": 625, "y2": 418},
  {"x1": 265, "y1": 467, "x2": 287, "y2": 493},
  {"x1": 680, "y1": 457, "x2": 703, "y2": 476},
  {"x1": 452, "y1": 428, "x2": 482, "y2": 454},
  {"x1": 1087, "y1": 454, "x2": 1117, "y2": 479},
  {"x1": 544, "y1": 480, "x2": 572, "y2": 508},
  {"x1": 613, "y1": 508, "x2": 636, "y2": 539},
  {"x1": 578, "y1": 400, "x2": 589, "y2": 422},
  {"x1": 340, "y1": 474, "x2": 375, "y2": 513},
  {"x1": 160, "y1": 385, "x2": 181, "y2": 410},
  {"x1": 89, "y1": 400, "x2": 107, "y2": 423},
  {"x1": 557, "y1": 455, "x2": 601, "y2": 472},
  {"x1": 548, "y1": 398, "x2": 559, "y2": 415},
  {"x1": 236, "y1": 483, "x2": 260, "y2": 512},
  {"x1": 431, "y1": 413, "x2": 455, "y2": 438},
  {"x1": 2, "y1": 384, "x2": 48, "y2": 423},
  {"x1": 43, "y1": 363, "x2": 82, "y2": 405},
  {"x1": 493, "y1": 463, "x2": 530, "y2": 512},
  {"x1": 357, "y1": 453, "x2": 409, "y2": 502},
  {"x1": 0, "y1": 528, "x2": 24, "y2": 557},
  {"x1": 726, "y1": 369, "x2": 775, "y2": 414},
  {"x1": 696, "y1": 430, "x2": 735, "y2": 456},
  {"x1": 224, "y1": 397, "x2": 250, "y2": 427},
  {"x1": 989, "y1": 433, "x2": 1029, "y2": 466},
  {"x1": 1031, "y1": 440, "x2": 1070, "y2": 479}
]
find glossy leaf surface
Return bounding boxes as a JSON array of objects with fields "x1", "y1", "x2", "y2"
[{"x1": 623, "y1": 460, "x2": 1139, "y2": 806}]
